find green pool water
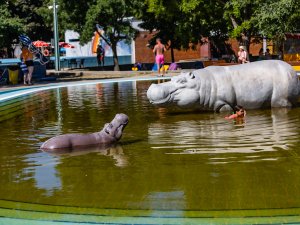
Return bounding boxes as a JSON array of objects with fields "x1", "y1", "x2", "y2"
[{"x1": 0, "y1": 80, "x2": 300, "y2": 224}]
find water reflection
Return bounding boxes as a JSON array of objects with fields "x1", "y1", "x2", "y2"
[
  {"x1": 144, "y1": 191, "x2": 186, "y2": 217},
  {"x1": 148, "y1": 109, "x2": 300, "y2": 163},
  {"x1": 21, "y1": 144, "x2": 128, "y2": 195},
  {"x1": 22, "y1": 152, "x2": 61, "y2": 196},
  {"x1": 43, "y1": 144, "x2": 128, "y2": 168}
]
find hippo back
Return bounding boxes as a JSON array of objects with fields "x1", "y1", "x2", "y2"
[{"x1": 202, "y1": 60, "x2": 299, "y2": 109}]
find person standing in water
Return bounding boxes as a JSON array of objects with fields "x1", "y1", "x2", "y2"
[
  {"x1": 153, "y1": 38, "x2": 167, "y2": 77},
  {"x1": 20, "y1": 46, "x2": 34, "y2": 85},
  {"x1": 225, "y1": 105, "x2": 246, "y2": 120}
]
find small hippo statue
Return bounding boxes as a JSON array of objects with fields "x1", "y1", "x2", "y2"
[{"x1": 41, "y1": 113, "x2": 129, "y2": 151}]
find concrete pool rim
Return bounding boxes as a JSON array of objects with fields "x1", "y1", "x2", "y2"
[
  {"x1": 0, "y1": 76, "x2": 172, "y2": 103},
  {"x1": 1, "y1": 199, "x2": 300, "y2": 225}
]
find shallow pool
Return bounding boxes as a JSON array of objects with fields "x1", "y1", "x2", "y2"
[{"x1": 0, "y1": 80, "x2": 300, "y2": 224}]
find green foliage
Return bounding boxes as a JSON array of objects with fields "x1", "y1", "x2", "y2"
[
  {"x1": 140, "y1": 0, "x2": 229, "y2": 61},
  {"x1": 7, "y1": 0, "x2": 53, "y2": 40},
  {"x1": 58, "y1": 0, "x2": 96, "y2": 32},
  {"x1": 222, "y1": 0, "x2": 262, "y2": 46},
  {"x1": 0, "y1": 0, "x2": 54, "y2": 52},
  {"x1": 80, "y1": 0, "x2": 141, "y2": 44},
  {"x1": 254, "y1": 0, "x2": 300, "y2": 39},
  {"x1": 59, "y1": 0, "x2": 142, "y2": 70},
  {"x1": 140, "y1": 0, "x2": 185, "y2": 49},
  {"x1": 0, "y1": 2, "x2": 23, "y2": 49},
  {"x1": 1, "y1": 0, "x2": 300, "y2": 60}
]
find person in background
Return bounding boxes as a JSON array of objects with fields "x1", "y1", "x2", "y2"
[
  {"x1": 238, "y1": 46, "x2": 248, "y2": 64},
  {"x1": 20, "y1": 46, "x2": 34, "y2": 85},
  {"x1": 258, "y1": 48, "x2": 264, "y2": 60},
  {"x1": 265, "y1": 48, "x2": 272, "y2": 59},
  {"x1": 96, "y1": 44, "x2": 105, "y2": 68},
  {"x1": 153, "y1": 38, "x2": 167, "y2": 77},
  {"x1": 19, "y1": 58, "x2": 29, "y2": 85}
]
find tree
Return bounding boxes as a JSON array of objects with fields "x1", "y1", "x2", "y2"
[
  {"x1": 140, "y1": 0, "x2": 185, "y2": 62},
  {"x1": 0, "y1": 1, "x2": 23, "y2": 56},
  {"x1": 60, "y1": 0, "x2": 142, "y2": 71},
  {"x1": 254, "y1": 0, "x2": 300, "y2": 39},
  {"x1": 180, "y1": 0, "x2": 232, "y2": 56},
  {"x1": 57, "y1": 0, "x2": 96, "y2": 34},
  {"x1": 185, "y1": 0, "x2": 300, "y2": 53},
  {"x1": 7, "y1": 0, "x2": 53, "y2": 41},
  {"x1": 0, "y1": 0, "x2": 54, "y2": 57},
  {"x1": 175, "y1": 0, "x2": 262, "y2": 52},
  {"x1": 140, "y1": 0, "x2": 229, "y2": 62},
  {"x1": 212, "y1": 0, "x2": 264, "y2": 51}
]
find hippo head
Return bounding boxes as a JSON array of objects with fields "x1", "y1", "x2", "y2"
[
  {"x1": 147, "y1": 72, "x2": 200, "y2": 107},
  {"x1": 103, "y1": 113, "x2": 129, "y2": 140}
]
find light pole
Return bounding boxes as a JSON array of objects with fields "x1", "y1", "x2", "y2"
[{"x1": 53, "y1": 0, "x2": 60, "y2": 71}]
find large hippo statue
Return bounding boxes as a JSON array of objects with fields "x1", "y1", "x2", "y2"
[
  {"x1": 147, "y1": 60, "x2": 300, "y2": 111},
  {"x1": 41, "y1": 113, "x2": 129, "y2": 151}
]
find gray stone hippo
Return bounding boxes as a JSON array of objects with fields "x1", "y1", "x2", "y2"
[
  {"x1": 41, "y1": 113, "x2": 129, "y2": 151},
  {"x1": 147, "y1": 60, "x2": 300, "y2": 111}
]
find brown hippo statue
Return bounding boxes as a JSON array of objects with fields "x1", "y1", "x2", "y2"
[{"x1": 41, "y1": 113, "x2": 129, "y2": 151}]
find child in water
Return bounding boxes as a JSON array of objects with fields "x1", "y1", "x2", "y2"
[{"x1": 225, "y1": 105, "x2": 246, "y2": 119}]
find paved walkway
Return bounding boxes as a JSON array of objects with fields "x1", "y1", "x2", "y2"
[
  {"x1": 0, "y1": 72, "x2": 174, "y2": 102},
  {"x1": 0, "y1": 69, "x2": 181, "y2": 93},
  {"x1": 46, "y1": 69, "x2": 181, "y2": 80}
]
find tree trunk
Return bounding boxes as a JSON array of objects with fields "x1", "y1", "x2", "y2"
[
  {"x1": 237, "y1": 33, "x2": 251, "y2": 62},
  {"x1": 170, "y1": 46, "x2": 175, "y2": 63},
  {"x1": 240, "y1": 33, "x2": 251, "y2": 53},
  {"x1": 111, "y1": 42, "x2": 120, "y2": 71}
]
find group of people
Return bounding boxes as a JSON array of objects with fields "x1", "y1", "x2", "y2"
[
  {"x1": 259, "y1": 48, "x2": 272, "y2": 60},
  {"x1": 152, "y1": 39, "x2": 256, "y2": 75}
]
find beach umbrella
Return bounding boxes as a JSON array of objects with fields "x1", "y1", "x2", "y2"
[
  {"x1": 59, "y1": 42, "x2": 75, "y2": 48},
  {"x1": 33, "y1": 40, "x2": 50, "y2": 47}
]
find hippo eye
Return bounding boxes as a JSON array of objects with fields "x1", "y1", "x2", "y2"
[{"x1": 188, "y1": 72, "x2": 195, "y2": 79}]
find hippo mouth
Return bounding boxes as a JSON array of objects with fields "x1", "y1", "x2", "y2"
[
  {"x1": 104, "y1": 113, "x2": 129, "y2": 140},
  {"x1": 149, "y1": 91, "x2": 176, "y2": 105},
  {"x1": 116, "y1": 119, "x2": 128, "y2": 131},
  {"x1": 105, "y1": 121, "x2": 128, "y2": 134},
  {"x1": 115, "y1": 114, "x2": 129, "y2": 127},
  {"x1": 147, "y1": 83, "x2": 178, "y2": 105}
]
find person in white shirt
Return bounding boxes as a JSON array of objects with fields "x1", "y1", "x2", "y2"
[{"x1": 238, "y1": 46, "x2": 248, "y2": 64}]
